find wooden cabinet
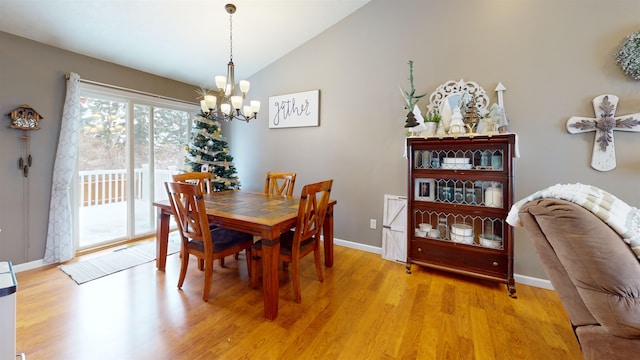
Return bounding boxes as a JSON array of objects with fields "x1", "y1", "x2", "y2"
[{"x1": 406, "y1": 134, "x2": 516, "y2": 297}]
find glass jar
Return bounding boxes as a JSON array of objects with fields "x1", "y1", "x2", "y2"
[
  {"x1": 480, "y1": 150, "x2": 491, "y2": 167},
  {"x1": 491, "y1": 154, "x2": 503, "y2": 170},
  {"x1": 454, "y1": 188, "x2": 464, "y2": 203},
  {"x1": 465, "y1": 188, "x2": 477, "y2": 205},
  {"x1": 430, "y1": 153, "x2": 440, "y2": 169},
  {"x1": 484, "y1": 182, "x2": 503, "y2": 208},
  {"x1": 440, "y1": 186, "x2": 453, "y2": 202},
  {"x1": 437, "y1": 217, "x2": 448, "y2": 240}
]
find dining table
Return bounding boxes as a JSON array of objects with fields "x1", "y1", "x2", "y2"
[{"x1": 152, "y1": 190, "x2": 336, "y2": 320}]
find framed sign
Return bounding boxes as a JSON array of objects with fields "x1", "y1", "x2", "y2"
[{"x1": 268, "y1": 89, "x2": 319, "y2": 128}]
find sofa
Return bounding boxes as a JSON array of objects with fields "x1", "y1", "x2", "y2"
[{"x1": 517, "y1": 197, "x2": 640, "y2": 359}]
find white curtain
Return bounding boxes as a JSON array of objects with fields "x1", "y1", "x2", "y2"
[{"x1": 44, "y1": 72, "x2": 81, "y2": 263}]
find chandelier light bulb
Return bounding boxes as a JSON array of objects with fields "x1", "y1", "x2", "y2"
[
  {"x1": 230, "y1": 96, "x2": 243, "y2": 110},
  {"x1": 215, "y1": 76, "x2": 226, "y2": 91},
  {"x1": 239, "y1": 80, "x2": 250, "y2": 95},
  {"x1": 204, "y1": 95, "x2": 216, "y2": 109},
  {"x1": 250, "y1": 100, "x2": 261, "y2": 113}
]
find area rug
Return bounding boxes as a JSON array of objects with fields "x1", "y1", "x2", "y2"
[{"x1": 60, "y1": 240, "x2": 180, "y2": 285}]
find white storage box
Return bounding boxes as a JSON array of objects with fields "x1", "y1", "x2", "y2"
[{"x1": 0, "y1": 261, "x2": 18, "y2": 360}]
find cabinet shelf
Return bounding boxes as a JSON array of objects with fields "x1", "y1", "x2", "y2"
[
  {"x1": 413, "y1": 209, "x2": 504, "y2": 250},
  {"x1": 407, "y1": 134, "x2": 516, "y2": 297}
]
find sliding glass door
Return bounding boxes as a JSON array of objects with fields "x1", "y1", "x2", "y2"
[
  {"x1": 132, "y1": 105, "x2": 192, "y2": 241},
  {"x1": 75, "y1": 85, "x2": 192, "y2": 250},
  {"x1": 77, "y1": 96, "x2": 128, "y2": 248}
]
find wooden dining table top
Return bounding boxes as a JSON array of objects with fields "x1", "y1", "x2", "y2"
[
  {"x1": 154, "y1": 190, "x2": 335, "y2": 230},
  {"x1": 200, "y1": 191, "x2": 301, "y2": 226}
]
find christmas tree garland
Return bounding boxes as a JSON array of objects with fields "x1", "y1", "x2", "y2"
[
  {"x1": 184, "y1": 152, "x2": 234, "y2": 168},
  {"x1": 195, "y1": 115, "x2": 221, "y2": 127}
]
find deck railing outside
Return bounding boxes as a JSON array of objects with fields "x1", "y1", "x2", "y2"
[{"x1": 78, "y1": 166, "x2": 177, "y2": 207}]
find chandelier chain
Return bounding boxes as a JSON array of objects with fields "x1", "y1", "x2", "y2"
[{"x1": 229, "y1": 12, "x2": 233, "y2": 61}]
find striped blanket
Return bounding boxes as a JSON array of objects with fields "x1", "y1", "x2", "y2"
[{"x1": 507, "y1": 183, "x2": 640, "y2": 259}]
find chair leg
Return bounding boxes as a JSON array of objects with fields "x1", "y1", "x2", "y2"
[
  {"x1": 292, "y1": 257, "x2": 302, "y2": 303},
  {"x1": 219, "y1": 257, "x2": 225, "y2": 267},
  {"x1": 313, "y1": 248, "x2": 324, "y2": 282},
  {"x1": 250, "y1": 253, "x2": 260, "y2": 289},
  {"x1": 198, "y1": 258, "x2": 205, "y2": 271},
  {"x1": 203, "y1": 257, "x2": 214, "y2": 301},
  {"x1": 245, "y1": 248, "x2": 251, "y2": 277},
  {"x1": 178, "y1": 252, "x2": 189, "y2": 289}
]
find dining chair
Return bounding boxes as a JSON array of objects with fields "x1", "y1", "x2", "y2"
[
  {"x1": 250, "y1": 179, "x2": 333, "y2": 303},
  {"x1": 165, "y1": 181, "x2": 253, "y2": 301},
  {"x1": 264, "y1": 171, "x2": 297, "y2": 196},
  {"x1": 172, "y1": 172, "x2": 212, "y2": 194},
  {"x1": 172, "y1": 172, "x2": 218, "y2": 268},
  {"x1": 256, "y1": 171, "x2": 297, "y2": 262}
]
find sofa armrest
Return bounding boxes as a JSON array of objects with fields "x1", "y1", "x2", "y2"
[{"x1": 519, "y1": 198, "x2": 640, "y2": 338}]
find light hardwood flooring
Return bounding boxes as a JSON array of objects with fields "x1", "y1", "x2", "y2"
[{"x1": 15, "y1": 242, "x2": 582, "y2": 359}]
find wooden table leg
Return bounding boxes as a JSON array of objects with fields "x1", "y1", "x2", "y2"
[
  {"x1": 156, "y1": 207, "x2": 170, "y2": 270},
  {"x1": 323, "y1": 203, "x2": 335, "y2": 267},
  {"x1": 260, "y1": 235, "x2": 280, "y2": 321}
]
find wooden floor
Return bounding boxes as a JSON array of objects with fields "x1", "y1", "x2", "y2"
[{"x1": 15, "y1": 242, "x2": 582, "y2": 360}]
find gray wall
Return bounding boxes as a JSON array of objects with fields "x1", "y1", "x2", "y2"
[
  {"x1": 1, "y1": 0, "x2": 639, "y2": 283},
  {"x1": 0, "y1": 31, "x2": 196, "y2": 265},
  {"x1": 226, "y1": 0, "x2": 640, "y2": 280}
]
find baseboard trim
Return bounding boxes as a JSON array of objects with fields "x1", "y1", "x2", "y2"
[
  {"x1": 332, "y1": 237, "x2": 554, "y2": 290},
  {"x1": 13, "y1": 259, "x2": 46, "y2": 273},
  {"x1": 334, "y1": 238, "x2": 381, "y2": 254},
  {"x1": 15, "y1": 237, "x2": 554, "y2": 290},
  {"x1": 514, "y1": 274, "x2": 553, "y2": 290}
]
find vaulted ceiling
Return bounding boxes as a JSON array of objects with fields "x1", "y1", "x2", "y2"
[{"x1": 0, "y1": 0, "x2": 369, "y2": 87}]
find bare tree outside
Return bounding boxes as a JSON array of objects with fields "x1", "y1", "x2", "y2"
[{"x1": 78, "y1": 98, "x2": 189, "y2": 171}]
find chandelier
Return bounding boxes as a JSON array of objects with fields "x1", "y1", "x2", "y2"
[{"x1": 200, "y1": 3, "x2": 260, "y2": 122}]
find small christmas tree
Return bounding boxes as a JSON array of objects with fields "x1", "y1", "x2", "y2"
[{"x1": 183, "y1": 109, "x2": 240, "y2": 191}]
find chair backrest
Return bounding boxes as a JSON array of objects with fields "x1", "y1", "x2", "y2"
[
  {"x1": 264, "y1": 171, "x2": 296, "y2": 196},
  {"x1": 292, "y1": 179, "x2": 333, "y2": 249},
  {"x1": 173, "y1": 172, "x2": 212, "y2": 194},
  {"x1": 165, "y1": 181, "x2": 212, "y2": 253}
]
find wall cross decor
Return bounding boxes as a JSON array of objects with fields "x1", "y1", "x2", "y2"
[{"x1": 567, "y1": 94, "x2": 640, "y2": 171}]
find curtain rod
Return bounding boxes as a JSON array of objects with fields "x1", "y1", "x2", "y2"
[{"x1": 65, "y1": 73, "x2": 197, "y2": 106}]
